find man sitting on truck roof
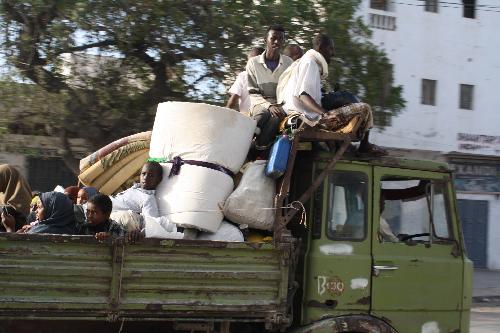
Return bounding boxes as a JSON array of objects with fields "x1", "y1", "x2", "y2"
[
  {"x1": 246, "y1": 25, "x2": 293, "y2": 151},
  {"x1": 110, "y1": 161, "x2": 162, "y2": 219},
  {"x1": 278, "y1": 33, "x2": 386, "y2": 156},
  {"x1": 283, "y1": 44, "x2": 304, "y2": 61},
  {"x1": 226, "y1": 46, "x2": 265, "y2": 115}
]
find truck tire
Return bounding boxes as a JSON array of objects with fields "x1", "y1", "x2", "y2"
[{"x1": 288, "y1": 315, "x2": 397, "y2": 333}]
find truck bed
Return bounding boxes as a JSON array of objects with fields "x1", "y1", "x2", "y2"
[{"x1": 0, "y1": 233, "x2": 293, "y2": 327}]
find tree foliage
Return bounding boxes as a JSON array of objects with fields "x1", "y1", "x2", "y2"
[{"x1": 0, "y1": 0, "x2": 404, "y2": 172}]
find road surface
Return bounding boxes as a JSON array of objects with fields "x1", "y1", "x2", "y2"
[{"x1": 471, "y1": 306, "x2": 500, "y2": 333}]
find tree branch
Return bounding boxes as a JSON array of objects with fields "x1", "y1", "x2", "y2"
[
  {"x1": 55, "y1": 40, "x2": 116, "y2": 55},
  {"x1": 2, "y1": 1, "x2": 29, "y2": 26}
]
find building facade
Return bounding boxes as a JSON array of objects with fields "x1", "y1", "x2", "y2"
[
  {"x1": 0, "y1": 135, "x2": 89, "y2": 192},
  {"x1": 359, "y1": 0, "x2": 500, "y2": 269}
]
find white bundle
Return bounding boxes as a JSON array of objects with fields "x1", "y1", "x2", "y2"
[
  {"x1": 223, "y1": 160, "x2": 276, "y2": 231},
  {"x1": 155, "y1": 163, "x2": 233, "y2": 232},
  {"x1": 197, "y1": 221, "x2": 244, "y2": 242},
  {"x1": 150, "y1": 102, "x2": 256, "y2": 173},
  {"x1": 150, "y1": 102, "x2": 257, "y2": 232},
  {"x1": 144, "y1": 215, "x2": 184, "y2": 239}
]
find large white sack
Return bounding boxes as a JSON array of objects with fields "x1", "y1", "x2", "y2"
[
  {"x1": 197, "y1": 221, "x2": 244, "y2": 242},
  {"x1": 149, "y1": 102, "x2": 256, "y2": 173},
  {"x1": 223, "y1": 160, "x2": 276, "y2": 231},
  {"x1": 156, "y1": 163, "x2": 234, "y2": 232}
]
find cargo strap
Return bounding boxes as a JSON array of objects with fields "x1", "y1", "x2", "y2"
[{"x1": 148, "y1": 156, "x2": 235, "y2": 178}]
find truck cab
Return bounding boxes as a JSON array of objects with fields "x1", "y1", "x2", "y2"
[{"x1": 292, "y1": 152, "x2": 473, "y2": 333}]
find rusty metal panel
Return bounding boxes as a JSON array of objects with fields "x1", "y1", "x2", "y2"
[
  {"x1": 0, "y1": 234, "x2": 113, "y2": 317},
  {"x1": 0, "y1": 234, "x2": 292, "y2": 325},
  {"x1": 118, "y1": 239, "x2": 290, "y2": 321}
]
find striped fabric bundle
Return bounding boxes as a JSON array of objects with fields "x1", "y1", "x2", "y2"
[{"x1": 78, "y1": 131, "x2": 151, "y2": 195}]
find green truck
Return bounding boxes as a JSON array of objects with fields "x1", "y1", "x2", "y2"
[{"x1": 0, "y1": 128, "x2": 472, "y2": 333}]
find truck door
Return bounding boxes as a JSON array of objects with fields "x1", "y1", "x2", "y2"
[
  {"x1": 302, "y1": 164, "x2": 372, "y2": 324},
  {"x1": 371, "y1": 167, "x2": 464, "y2": 333}
]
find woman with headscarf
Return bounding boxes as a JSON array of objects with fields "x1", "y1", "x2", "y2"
[
  {"x1": 0, "y1": 164, "x2": 32, "y2": 232},
  {"x1": 24, "y1": 191, "x2": 76, "y2": 234}
]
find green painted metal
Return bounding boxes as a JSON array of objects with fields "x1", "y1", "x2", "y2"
[
  {"x1": 301, "y1": 163, "x2": 373, "y2": 324},
  {"x1": 314, "y1": 152, "x2": 451, "y2": 173},
  {"x1": 370, "y1": 166, "x2": 464, "y2": 333},
  {"x1": 0, "y1": 234, "x2": 292, "y2": 326},
  {"x1": 0, "y1": 155, "x2": 471, "y2": 332},
  {"x1": 0, "y1": 235, "x2": 112, "y2": 316},
  {"x1": 301, "y1": 159, "x2": 470, "y2": 333}
]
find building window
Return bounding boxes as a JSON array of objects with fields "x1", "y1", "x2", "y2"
[
  {"x1": 369, "y1": 13, "x2": 397, "y2": 31},
  {"x1": 370, "y1": 0, "x2": 389, "y2": 11},
  {"x1": 421, "y1": 79, "x2": 437, "y2": 106},
  {"x1": 463, "y1": 0, "x2": 476, "y2": 19},
  {"x1": 425, "y1": 0, "x2": 439, "y2": 13},
  {"x1": 459, "y1": 84, "x2": 474, "y2": 110}
]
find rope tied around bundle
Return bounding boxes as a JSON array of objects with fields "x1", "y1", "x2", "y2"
[{"x1": 148, "y1": 156, "x2": 235, "y2": 179}]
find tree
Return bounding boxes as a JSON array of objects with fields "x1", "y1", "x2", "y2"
[{"x1": 0, "y1": 0, "x2": 404, "y2": 173}]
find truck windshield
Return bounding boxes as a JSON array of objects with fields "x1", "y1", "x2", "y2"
[{"x1": 326, "y1": 171, "x2": 368, "y2": 241}]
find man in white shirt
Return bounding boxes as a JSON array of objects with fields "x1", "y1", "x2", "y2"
[
  {"x1": 246, "y1": 25, "x2": 293, "y2": 150},
  {"x1": 279, "y1": 33, "x2": 386, "y2": 155},
  {"x1": 111, "y1": 161, "x2": 163, "y2": 218},
  {"x1": 226, "y1": 47, "x2": 265, "y2": 115}
]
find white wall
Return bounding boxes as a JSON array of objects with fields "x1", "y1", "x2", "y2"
[
  {"x1": 359, "y1": 0, "x2": 500, "y2": 156},
  {"x1": 357, "y1": 1, "x2": 500, "y2": 270},
  {"x1": 457, "y1": 193, "x2": 500, "y2": 270}
]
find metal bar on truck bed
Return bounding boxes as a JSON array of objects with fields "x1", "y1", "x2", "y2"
[
  {"x1": 284, "y1": 139, "x2": 352, "y2": 225},
  {"x1": 274, "y1": 132, "x2": 302, "y2": 245}
]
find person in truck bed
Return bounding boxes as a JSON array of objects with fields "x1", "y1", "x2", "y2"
[
  {"x1": 278, "y1": 33, "x2": 386, "y2": 156},
  {"x1": 110, "y1": 161, "x2": 163, "y2": 218},
  {"x1": 77, "y1": 187, "x2": 98, "y2": 205},
  {"x1": 11, "y1": 191, "x2": 77, "y2": 235},
  {"x1": 64, "y1": 186, "x2": 80, "y2": 204},
  {"x1": 0, "y1": 164, "x2": 32, "y2": 232},
  {"x1": 77, "y1": 193, "x2": 124, "y2": 241}
]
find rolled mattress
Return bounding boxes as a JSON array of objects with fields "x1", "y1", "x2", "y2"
[
  {"x1": 156, "y1": 163, "x2": 234, "y2": 232},
  {"x1": 149, "y1": 102, "x2": 256, "y2": 173}
]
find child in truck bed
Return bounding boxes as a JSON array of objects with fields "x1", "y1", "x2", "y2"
[{"x1": 77, "y1": 193, "x2": 124, "y2": 241}]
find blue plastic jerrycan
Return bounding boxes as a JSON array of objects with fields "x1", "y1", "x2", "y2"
[{"x1": 265, "y1": 135, "x2": 292, "y2": 179}]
